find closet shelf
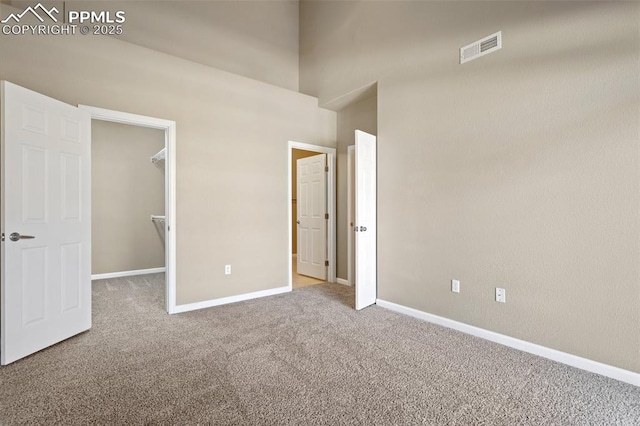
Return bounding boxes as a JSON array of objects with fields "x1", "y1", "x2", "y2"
[
  {"x1": 150, "y1": 215, "x2": 166, "y2": 223},
  {"x1": 150, "y1": 148, "x2": 166, "y2": 164}
]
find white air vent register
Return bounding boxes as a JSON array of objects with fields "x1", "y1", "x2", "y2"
[{"x1": 460, "y1": 31, "x2": 502, "y2": 64}]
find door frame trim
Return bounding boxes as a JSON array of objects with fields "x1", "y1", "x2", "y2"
[
  {"x1": 79, "y1": 105, "x2": 178, "y2": 314},
  {"x1": 288, "y1": 141, "x2": 336, "y2": 288}
]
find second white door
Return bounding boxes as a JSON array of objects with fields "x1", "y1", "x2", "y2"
[
  {"x1": 1, "y1": 81, "x2": 92, "y2": 365},
  {"x1": 297, "y1": 153, "x2": 327, "y2": 280},
  {"x1": 355, "y1": 130, "x2": 377, "y2": 310}
]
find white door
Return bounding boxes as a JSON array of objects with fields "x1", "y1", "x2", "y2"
[
  {"x1": 297, "y1": 153, "x2": 327, "y2": 280},
  {"x1": 347, "y1": 145, "x2": 355, "y2": 286},
  {"x1": 355, "y1": 130, "x2": 376, "y2": 310},
  {"x1": 1, "y1": 81, "x2": 91, "y2": 365}
]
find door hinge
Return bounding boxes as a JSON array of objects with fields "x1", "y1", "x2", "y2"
[
  {"x1": 325, "y1": 260, "x2": 329, "y2": 266},
  {"x1": 325, "y1": 166, "x2": 329, "y2": 172},
  {"x1": 325, "y1": 213, "x2": 329, "y2": 219},
  {"x1": 1, "y1": 233, "x2": 4, "y2": 242}
]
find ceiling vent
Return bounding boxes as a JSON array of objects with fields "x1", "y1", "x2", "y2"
[{"x1": 460, "y1": 31, "x2": 502, "y2": 64}]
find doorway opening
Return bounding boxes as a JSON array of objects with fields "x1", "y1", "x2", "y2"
[
  {"x1": 291, "y1": 148, "x2": 325, "y2": 288},
  {"x1": 288, "y1": 142, "x2": 336, "y2": 290},
  {"x1": 80, "y1": 106, "x2": 177, "y2": 314}
]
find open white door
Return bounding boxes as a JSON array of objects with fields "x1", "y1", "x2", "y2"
[
  {"x1": 1, "y1": 81, "x2": 91, "y2": 365},
  {"x1": 355, "y1": 130, "x2": 376, "y2": 310},
  {"x1": 297, "y1": 153, "x2": 327, "y2": 280},
  {"x1": 347, "y1": 145, "x2": 355, "y2": 286}
]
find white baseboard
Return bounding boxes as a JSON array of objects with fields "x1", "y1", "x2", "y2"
[
  {"x1": 376, "y1": 299, "x2": 640, "y2": 387},
  {"x1": 173, "y1": 285, "x2": 290, "y2": 314},
  {"x1": 336, "y1": 278, "x2": 350, "y2": 286},
  {"x1": 92, "y1": 267, "x2": 166, "y2": 280}
]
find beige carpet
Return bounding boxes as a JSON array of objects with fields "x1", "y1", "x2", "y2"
[{"x1": 0, "y1": 273, "x2": 638, "y2": 425}]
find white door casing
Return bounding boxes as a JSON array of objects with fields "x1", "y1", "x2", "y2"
[
  {"x1": 78, "y1": 105, "x2": 177, "y2": 314},
  {"x1": 355, "y1": 130, "x2": 377, "y2": 310},
  {"x1": 297, "y1": 153, "x2": 327, "y2": 280},
  {"x1": 1, "y1": 81, "x2": 92, "y2": 365}
]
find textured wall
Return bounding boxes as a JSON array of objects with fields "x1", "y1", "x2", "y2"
[
  {"x1": 92, "y1": 121, "x2": 165, "y2": 274},
  {"x1": 300, "y1": 1, "x2": 640, "y2": 373},
  {"x1": 0, "y1": 7, "x2": 336, "y2": 305}
]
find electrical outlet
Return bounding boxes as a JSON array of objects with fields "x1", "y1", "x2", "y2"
[
  {"x1": 451, "y1": 279, "x2": 460, "y2": 293},
  {"x1": 496, "y1": 287, "x2": 506, "y2": 303},
  {"x1": 225, "y1": 265, "x2": 231, "y2": 275}
]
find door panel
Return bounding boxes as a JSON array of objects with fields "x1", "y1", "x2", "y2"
[
  {"x1": 22, "y1": 246, "x2": 47, "y2": 325},
  {"x1": 61, "y1": 242, "x2": 82, "y2": 312},
  {"x1": 61, "y1": 154, "x2": 82, "y2": 221},
  {"x1": 1, "y1": 81, "x2": 91, "y2": 365},
  {"x1": 355, "y1": 130, "x2": 377, "y2": 310},
  {"x1": 297, "y1": 153, "x2": 327, "y2": 280}
]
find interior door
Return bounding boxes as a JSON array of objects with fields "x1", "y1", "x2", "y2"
[
  {"x1": 355, "y1": 130, "x2": 377, "y2": 310},
  {"x1": 297, "y1": 153, "x2": 327, "y2": 280},
  {"x1": 1, "y1": 81, "x2": 91, "y2": 365},
  {"x1": 347, "y1": 145, "x2": 355, "y2": 286}
]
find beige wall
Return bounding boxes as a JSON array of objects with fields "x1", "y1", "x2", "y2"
[
  {"x1": 0, "y1": 5, "x2": 336, "y2": 305},
  {"x1": 336, "y1": 95, "x2": 377, "y2": 280},
  {"x1": 108, "y1": 0, "x2": 300, "y2": 91},
  {"x1": 92, "y1": 121, "x2": 165, "y2": 274},
  {"x1": 291, "y1": 149, "x2": 320, "y2": 254},
  {"x1": 300, "y1": 1, "x2": 640, "y2": 373},
  {"x1": 6, "y1": 0, "x2": 300, "y2": 91}
]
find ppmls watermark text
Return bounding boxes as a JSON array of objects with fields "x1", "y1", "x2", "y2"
[
  {"x1": 3, "y1": 24, "x2": 79, "y2": 35},
  {"x1": 1, "y1": 3, "x2": 126, "y2": 36}
]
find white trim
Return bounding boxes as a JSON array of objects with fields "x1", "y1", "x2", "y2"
[
  {"x1": 79, "y1": 105, "x2": 178, "y2": 314},
  {"x1": 336, "y1": 278, "x2": 350, "y2": 286},
  {"x1": 91, "y1": 268, "x2": 166, "y2": 280},
  {"x1": 288, "y1": 141, "x2": 337, "y2": 290},
  {"x1": 376, "y1": 299, "x2": 640, "y2": 387},
  {"x1": 173, "y1": 286, "x2": 290, "y2": 314}
]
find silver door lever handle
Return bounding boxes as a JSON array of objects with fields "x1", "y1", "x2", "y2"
[{"x1": 9, "y1": 232, "x2": 35, "y2": 242}]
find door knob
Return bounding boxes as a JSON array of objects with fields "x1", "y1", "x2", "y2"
[
  {"x1": 297, "y1": 220, "x2": 300, "y2": 224},
  {"x1": 9, "y1": 232, "x2": 35, "y2": 242}
]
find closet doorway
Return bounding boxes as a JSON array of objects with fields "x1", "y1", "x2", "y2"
[
  {"x1": 80, "y1": 106, "x2": 177, "y2": 314},
  {"x1": 288, "y1": 141, "x2": 336, "y2": 289}
]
